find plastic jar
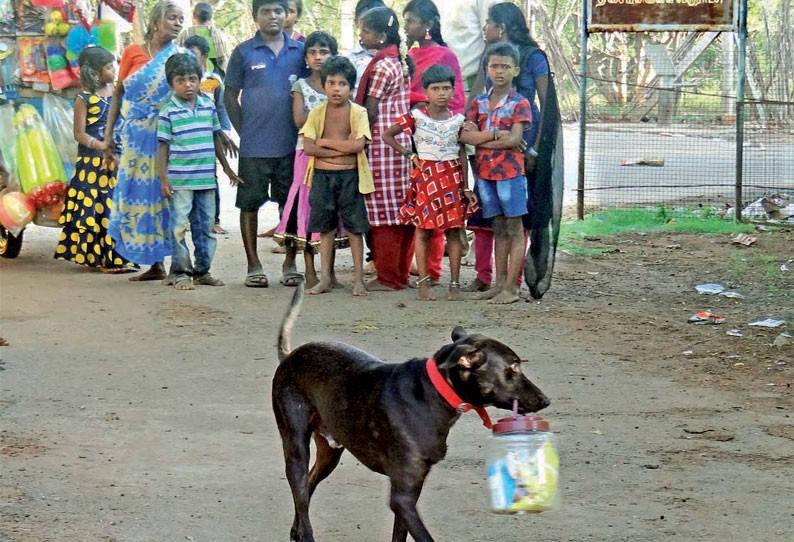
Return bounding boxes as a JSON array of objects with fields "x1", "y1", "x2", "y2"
[{"x1": 485, "y1": 415, "x2": 560, "y2": 514}]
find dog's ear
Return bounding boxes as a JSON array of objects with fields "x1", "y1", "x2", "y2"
[
  {"x1": 455, "y1": 345, "x2": 483, "y2": 369},
  {"x1": 451, "y1": 326, "x2": 468, "y2": 342}
]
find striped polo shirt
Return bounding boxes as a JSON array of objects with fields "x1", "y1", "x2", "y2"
[{"x1": 157, "y1": 93, "x2": 221, "y2": 190}]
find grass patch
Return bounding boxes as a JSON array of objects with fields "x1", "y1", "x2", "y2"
[{"x1": 561, "y1": 209, "x2": 756, "y2": 241}]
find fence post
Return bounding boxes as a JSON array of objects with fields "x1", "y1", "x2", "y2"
[
  {"x1": 735, "y1": 0, "x2": 748, "y2": 223},
  {"x1": 577, "y1": 0, "x2": 588, "y2": 220}
]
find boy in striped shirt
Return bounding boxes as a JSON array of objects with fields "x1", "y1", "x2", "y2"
[{"x1": 157, "y1": 53, "x2": 242, "y2": 290}]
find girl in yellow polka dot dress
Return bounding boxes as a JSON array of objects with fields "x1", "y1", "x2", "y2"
[{"x1": 54, "y1": 47, "x2": 136, "y2": 272}]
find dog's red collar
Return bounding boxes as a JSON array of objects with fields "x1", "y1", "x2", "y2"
[{"x1": 426, "y1": 358, "x2": 493, "y2": 429}]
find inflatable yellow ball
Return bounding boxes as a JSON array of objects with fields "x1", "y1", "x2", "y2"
[{"x1": 0, "y1": 192, "x2": 36, "y2": 229}]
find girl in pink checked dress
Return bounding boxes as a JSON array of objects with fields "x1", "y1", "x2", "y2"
[{"x1": 354, "y1": 6, "x2": 415, "y2": 291}]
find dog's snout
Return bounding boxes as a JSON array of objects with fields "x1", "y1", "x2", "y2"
[{"x1": 540, "y1": 394, "x2": 551, "y2": 410}]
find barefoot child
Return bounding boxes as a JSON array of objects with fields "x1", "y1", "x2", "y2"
[
  {"x1": 274, "y1": 31, "x2": 340, "y2": 289},
  {"x1": 156, "y1": 53, "x2": 242, "y2": 290},
  {"x1": 54, "y1": 46, "x2": 136, "y2": 273},
  {"x1": 301, "y1": 56, "x2": 373, "y2": 296},
  {"x1": 382, "y1": 64, "x2": 477, "y2": 301},
  {"x1": 459, "y1": 42, "x2": 531, "y2": 305}
]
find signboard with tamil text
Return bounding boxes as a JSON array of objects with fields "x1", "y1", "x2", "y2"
[{"x1": 587, "y1": 0, "x2": 738, "y2": 32}]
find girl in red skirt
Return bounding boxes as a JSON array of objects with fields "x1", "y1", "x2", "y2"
[{"x1": 383, "y1": 64, "x2": 477, "y2": 301}]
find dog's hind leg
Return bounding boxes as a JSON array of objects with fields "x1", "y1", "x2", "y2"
[
  {"x1": 389, "y1": 475, "x2": 433, "y2": 542},
  {"x1": 308, "y1": 433, "x2": 344, "y2": 497},
  {"x1": 276, "y1": 400, "x2": 316, "y2": 542}
]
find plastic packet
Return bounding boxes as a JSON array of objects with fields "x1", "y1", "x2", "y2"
[
  {"x1": 695, "y1": 283, "x2": 725, "y2": 295},
  {"x1": 0, "y1": 103, "x2": 17, "y2": 186},
  {"x1": 18, "y1": 37, "x2": 50, "y2": 84},
  {"x1": 688, "y1": 312, "x2": 725, "y2": 325},
  {"x1": 747, "y1": 319, "x2": 785, "y2": 328},
  {"x1": 42, "y1": 93, "x2": 78, "y2": 167}
]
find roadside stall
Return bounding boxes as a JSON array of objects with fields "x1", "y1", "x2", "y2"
[{"x1": 0, "y1": 0, "x2": 131, "y2": 257}]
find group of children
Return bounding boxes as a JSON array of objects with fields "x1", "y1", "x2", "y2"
[{"x1": 57, "y1": 0, "x2": 535, "y2": 305}]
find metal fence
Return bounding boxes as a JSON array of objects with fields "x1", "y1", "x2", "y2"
[{"x1": 570, "y1": 32, "x2": 794, "y2": 219}]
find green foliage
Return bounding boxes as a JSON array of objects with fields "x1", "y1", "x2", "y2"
[{"x1": 561, "y1": 209, "x2": 756, "y2": 240}]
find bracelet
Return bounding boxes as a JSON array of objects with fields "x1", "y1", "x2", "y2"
[
  {"x1": 492, "y1": 127, "x2": 499, "y2": 141},
  {"x1": 402, "y1": 148, "x2": 413, "y2": 158},
  {"x1": 406, "y1": 153, "x2": 417, "y2": 162},
  {"x1": 528, "y1": 147, "x2": 538, "y2": 157},
  {"x1": 88, "y1": 137, "x2": 95, "y2": 150}
]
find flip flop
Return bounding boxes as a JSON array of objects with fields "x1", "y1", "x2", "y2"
[
  {"x1": 174, "y1": 275, "x2": 195, "y2": 291},
  {"x1": 280, "y1": 272, "x2": 304, "y2": 287},
  {"x1": 244, "y1": 272, "x2": 269, "y2": 288},
  {"x1": 194, "y1": 273, "x2": 225, "y2": 286}
]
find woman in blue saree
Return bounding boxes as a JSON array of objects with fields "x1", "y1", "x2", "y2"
[{"x1": 102, "y1": 0, "x2": 186, "y2": 281}]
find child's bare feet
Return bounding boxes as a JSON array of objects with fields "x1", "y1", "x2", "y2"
[
  {"x1": 473, "y1": 286, "x2": 501, "y2": 300},
  {"x1": 365, "y1": 278, "x2": 394, "y2": 291},
  {"x1": 307, "y1": 278, "x2": 332, "y2": 295},
  {"x1": 304, "y1": 272, "x2": 319, "y2": 289},
  {"x1": 174, "y1": 275, "x2": 195, "y2": 291},
  {"x1": 488, "y1": 287, "x2": 520, "y2": 304},
  {"x1": 416, "y1": 276, "x2": 436, "y2": 301},
  {"x1": 352, "y1": 280, "x2": 368, "y2": 296},
  {"x1": 331, "y1": 273, "x2": 344, "y2": 289},
  {"x1": 447, "y1": 282, "x2": 464, "y2": 301},
  {"x1": 462, "y1": 278, "x2": 489, "y2": 292}
]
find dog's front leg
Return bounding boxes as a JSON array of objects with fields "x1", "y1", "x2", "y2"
[{"x1": 389, "y1": 476, "x2": 433, "y2": 542}]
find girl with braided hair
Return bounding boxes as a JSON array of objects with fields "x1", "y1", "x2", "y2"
[{"x1": 354, "y1": 7, "x2": 415, "y2": 291}]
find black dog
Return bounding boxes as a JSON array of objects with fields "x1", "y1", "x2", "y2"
[{"x1": 272, "y1": 287, "x2": 550, "y2": 542}]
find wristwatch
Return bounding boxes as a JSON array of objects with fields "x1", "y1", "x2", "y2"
[{"x1": 402, "y1": 148, "x2": 413, "y2": 158}]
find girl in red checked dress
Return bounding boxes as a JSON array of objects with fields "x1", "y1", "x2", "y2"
[
  {"x1": 383, "y1": 64, "x2": 478, "y2": 301},
  {"x1": 354, "y1": 6, "x2": 414, "y2": 291}
]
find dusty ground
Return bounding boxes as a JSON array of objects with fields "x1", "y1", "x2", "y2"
[{"x1": 1, "y1": 205, "x2": 792, "y2": 541}]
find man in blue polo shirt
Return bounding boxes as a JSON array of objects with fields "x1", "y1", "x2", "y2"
[{"x1": 224, "y1": 0, "x2": 306, "y2": 287}]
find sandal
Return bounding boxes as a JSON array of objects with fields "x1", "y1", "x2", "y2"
[
  {"x1": 174, "y1": 275, "x2": 195, "y2": 291},
  {"x1": 244, "y1": 272, "x2": 269, "y2": 288},
  {"x1": 100, "y1": 266, "x2": 138, "y2": 274},
  {"x1": 280, "y1": 272, "x2": 304, "y2": 287},
  {"x1": 194, "y1": 273, "x2": 225, "y2": 286}
]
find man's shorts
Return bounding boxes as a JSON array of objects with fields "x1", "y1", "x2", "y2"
[
  {"x1": 308, "y1": 169, "x2": 370, "y2": 235},
  {"x1": 478, "y1": 175, "x2": 528, "y2": 219},
  {"x1": 236, "y1": 155, "x2": 294, "y2": 212}
]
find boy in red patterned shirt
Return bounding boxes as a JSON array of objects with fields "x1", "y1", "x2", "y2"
[{"x1": 460, "y1": 42, "x2": 531, "y2": 304}]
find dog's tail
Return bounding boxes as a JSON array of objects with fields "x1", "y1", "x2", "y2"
[{"x1": 277, "y1": 284, "x2": 304, "y2": 363}]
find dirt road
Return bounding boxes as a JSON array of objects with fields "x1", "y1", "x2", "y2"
[{"x1": 1, "y1": 213, "x2": 792, "y2": 541}]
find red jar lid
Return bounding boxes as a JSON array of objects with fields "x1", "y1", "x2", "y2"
[{"x1": 492, "y1": 415, "x2": 549, "y2": 434}]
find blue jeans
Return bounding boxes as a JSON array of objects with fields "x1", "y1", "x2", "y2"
[{"x1": 170, "y1": 189, "x2": 217, "y2": 277}]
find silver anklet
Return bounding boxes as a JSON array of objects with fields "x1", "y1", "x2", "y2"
[
  {"x1": 449, "y1": 281, "x2": 460, "y2": 288},
  {"x1": 416, "y1": 275, "x2": 433, "y2": 285}
]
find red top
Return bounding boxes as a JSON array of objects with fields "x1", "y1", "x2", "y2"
[
  {"x1": 408, "y1": 45, "x2": 466, "y2": 115},
  {"x1": 466, "y1": 90, "x2": 532, "y2": 181}
]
